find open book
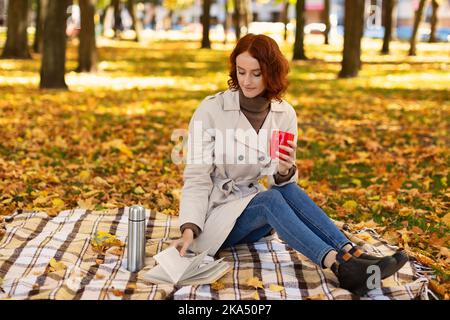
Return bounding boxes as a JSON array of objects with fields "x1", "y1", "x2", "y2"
[{"x1": 144, "y1": 246, "x2": 231, "y2": 286}]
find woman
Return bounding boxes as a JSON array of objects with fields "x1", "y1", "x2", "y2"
[{"x1": 171, "y1": 34, "x2": 407, "y2": 296}]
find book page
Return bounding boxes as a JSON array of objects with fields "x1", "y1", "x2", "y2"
[
  {"x1": 144, "y1": 264, "x2": 173, "y2": 284},
  {"x1": 181, "y1": 257, "x2": 225, "y2": 280},
  {"x1": 178, "y1": 262, "x2": 231, "y2": 286},
  {"x1": 152, "y1": 246, "x2": 193, "y2": 283},
  {"x1": 178, "y1": 249, "x2": 211, "y2": 281}
]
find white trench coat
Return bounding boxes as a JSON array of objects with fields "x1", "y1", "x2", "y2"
[{"x1": 179, "y1": 89, "x2": 298, "y2": 256}]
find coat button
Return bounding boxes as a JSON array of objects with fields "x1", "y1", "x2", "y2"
[
  {"x1": 238, "y1": 155, "x2": 244, "y2": 161},
  {"x1": 248, "y1": 183, "x2": 254, "y2": 188}
]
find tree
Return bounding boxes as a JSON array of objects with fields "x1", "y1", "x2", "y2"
[
  {"x1": 39, "y1": 0, "x2": 71, "y2": 89},
  {"x1": 429, "y1": 0, "x2": 440, "y2": 43},
  {"x1": 381, "y1": 0, "x2": 396, "y2": 54},
  {"x1": 223, "y1": 0, "x2": 231, "y2": 44},
  {"x1": 408, "y1": 0, "x2": 426, "y2": 56},
  {"x1": 292, "y1": 0, "x2": 307, "y2": 60},
  {"x1": 338, "y1": 0, "x2": 365, "y2": 78},
  {"x1": 1, "y1": 0, "x2": 31, "y2": 59},
  {"x1": 33, "y1": 0, "x2": 48, "y2": 53},
  {"x1": 76, "y1": 0, "x2": 97, "y2": 72},
  {"x1": 322, "y1": 0, "x2": 331, "y2": 45},
  {"x1": 233, "y1": 0, "x2": 242, "y2": 41},
  {"x1": 201, "y1": 0, "x2": 211, "y2": 48}
]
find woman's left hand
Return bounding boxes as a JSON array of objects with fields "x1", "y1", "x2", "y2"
[{"x1": 276, "y1": 140, "x2": 296, "y2": 175}]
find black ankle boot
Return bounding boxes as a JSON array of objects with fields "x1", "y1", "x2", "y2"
[
  {"x1": 330, "y1": 251, "x2": 398, "y2": 296},
  {"x1": 347, "y1": 246, "x2": 409, "y2": 276}
]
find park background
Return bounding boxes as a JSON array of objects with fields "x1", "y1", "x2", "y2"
[{"x1": 0, "y1": 0, "x2": 449, "y2": 299}]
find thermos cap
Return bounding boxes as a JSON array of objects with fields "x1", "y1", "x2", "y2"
[{"x1": 129, "y1": 205, "x2": 146, "y2": 221}]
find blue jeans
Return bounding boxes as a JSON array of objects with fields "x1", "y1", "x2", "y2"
[{"x1": 219, "y1": 182, "x2": 352, "y2": 268}]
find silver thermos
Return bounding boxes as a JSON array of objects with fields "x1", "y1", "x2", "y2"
[{"x1": 127, "y1": 205, "x2": 146, "y2": 272}]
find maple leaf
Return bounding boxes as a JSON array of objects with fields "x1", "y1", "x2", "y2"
[
  {"x1": 268, "y1": 284, "x2": 284, "y2": 292},
  {"x1": 47, "y1": 258, "x2": 66, "y2": 272},
  {"x1": 246, "y1": 277, "x2": 263, "y2": 289}
]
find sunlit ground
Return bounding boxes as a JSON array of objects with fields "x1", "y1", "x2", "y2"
[{"x1": 0, "y1": 33, "x2": 449, "y2": 291}]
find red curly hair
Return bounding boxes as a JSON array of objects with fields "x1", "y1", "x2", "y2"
[{"x1": 227, "y1": 34, "x2": 290, "y2": 102}]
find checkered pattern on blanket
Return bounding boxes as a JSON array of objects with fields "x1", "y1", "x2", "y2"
[{"x1": 0, "y1": 207, "x2": 430, "y2": 300}]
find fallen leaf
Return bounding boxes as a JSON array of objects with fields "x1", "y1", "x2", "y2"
[
  {"x1": 305, "y1": 293, "x2": 326, "y2": 300},
  {"x1": 429, "y1": 280, "x2": 447, "y2": 297},
  {"x1": 95, "y1": 273, "x2": 105, "y2": 279},
  {"x1": 133, "y1": 186, "x2": 145, "y2": 195},
  {"x1": 96, "y1": 258, "x2": 104, "y2": 265},
  {"x1": 251, "y1": 290, "x2": 260, "y2": 300},
  {"x1": 246, "y1": 277, "x2": 263, "y2": 289},
  {"x1": 48, "y1": 258, "x2": 66, "y2": 272},
  {"x1": 268, "y1": 284, "x2": 284, "y2": 292},
  {"x1": 111, "y1": 287, "x2": 124, "y2": 297},
  {"x1": 126, "y1": 283, "x2": 137, "y2": 290},
  {"x1": 211, "y1": 280, "x2": 225, "y2": 291},
  {"x1": 342, "y1": 200, "x2": 358, "y2": 212},
  {"x1": 108, "y1": 247, "x2": 124, "y2": 256},
  {"x1": 441, "y1": 213, "x2": 450, "y2": 227}
]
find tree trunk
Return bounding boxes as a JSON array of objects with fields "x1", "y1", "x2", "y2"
[
  {"x1": 39, "y1": 0, "x2": 70, "y2": 89},
  {"x1": 127, "y1": 0, "x2": 140, "y2": 42},
  {"x1": 33, "y1": 0, "x2": 41, "y2": 53},
  {"x1": 429, "y1": 0, "x2": 439, "y2": 43},
  {"x1": 1, "y1": 0, "x2": 31, "y2": 59},
  {"x1": 381, "y1": 0, "x2": 395, "y2": 54},
  {"x1": 234, "y1": 0, "x2": 241, "y2": 41},
  {"x1": 338, "y1": 0, "x2": 365, "y2": 78},
  {"x1": 323, "y1": 0, "x2": 330, "y2": 45},
  {"x1": 408, "y1": 0, "x2": 426, "y2": 56},
  {"x1": 201, "y1": 0, "x2": 211, "y2": 48},
  {"x1": 76, "y1": 0, "x2": 97, "y2": 72},
  {"x1": 282, "y1": 0, "x2": 289, "y2": 42},
  {"x1": 112, "y1": 0, "x2": 122, "y2": 38},
  {"x1": 293, "y1": 0, "x2": 307, "y2": 60}
]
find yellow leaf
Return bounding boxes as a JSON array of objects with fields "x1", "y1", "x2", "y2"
[
  {"x1": 133, "y1": 186, "x2": 145, "y2": 195},
  {"x1": 343, "y1": 200, "x2": 358, "y2": 212},
  {"x1": 49, "y1": 258, "x2": 66, "y2": 272},
  {"x1": 246, "y1": 277, "x2": 263, "y2": 289},
  {"x1": 126, "y1": 283, "x2": 137, "y2": 290},
  {"x1": 268, "y1": 284, "x2": 284, "y2": 292},
  {"x1": 93, "y1": 176, "x2": 110, "y2": 187},
  {"x1": 77, "y1": 170, "x2": 91, "y2": 182},
  {"x1": 399, "y1": 207, "x2": 414, "y2": 217},
  {"x1": 33, "y1": 196, "x2": 48, "y2": 206},
  {"x1": 441, "y1": 213, "x2": 450, "y2": 227},
  {"x1": 77, "y1": 198, "x2": 96, "y2": 210},
  {"x1": 305, "y1": 293, "x2": 326, "y2": 300},
  {"x1": 251, "y1": 290, "x2": 260, "y2": 300},
  {"x1": 52, "y1": 198, "x2": 65, "y2": 208},
  {"x1": 211, "y1": 280, "x2": 225, "y2": 291}
]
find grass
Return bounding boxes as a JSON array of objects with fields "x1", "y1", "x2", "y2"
[{"x1": 0, "y1": 33, "x2": 449, "y2": 295}]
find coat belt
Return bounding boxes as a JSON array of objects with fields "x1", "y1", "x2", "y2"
[{"x1": 215, "y1": 177, "x2": 259, "y2": 197}]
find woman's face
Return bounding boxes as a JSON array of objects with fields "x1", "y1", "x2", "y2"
[{"x1": 235, "y1": 51, "x2": 266, "y2": 98}]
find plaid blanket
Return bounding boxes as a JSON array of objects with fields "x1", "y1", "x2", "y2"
[{"x1": 0, "y1": 207, "x2": 432, "y2": 300}]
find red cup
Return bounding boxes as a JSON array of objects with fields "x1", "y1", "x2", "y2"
[{"x1": 270, "y1": 130, "x2": 295, "y2": 159}]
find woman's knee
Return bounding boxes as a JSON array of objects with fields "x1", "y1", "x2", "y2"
[{"x1": 256, "y1": 188, "x2": 284, "y2": 204}]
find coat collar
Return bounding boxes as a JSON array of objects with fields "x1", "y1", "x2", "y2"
[{"x1": 222, "y1": 89, "x2": 285, "y2": 112}]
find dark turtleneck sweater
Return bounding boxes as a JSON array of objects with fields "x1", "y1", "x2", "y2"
[{"x1": 180, "y1": 89, "x2": 297, "y2": 238}]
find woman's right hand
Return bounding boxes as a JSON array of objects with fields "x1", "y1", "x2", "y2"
[{"x1": 169, "y1": 228, "x2": 194, "y2": 256}]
